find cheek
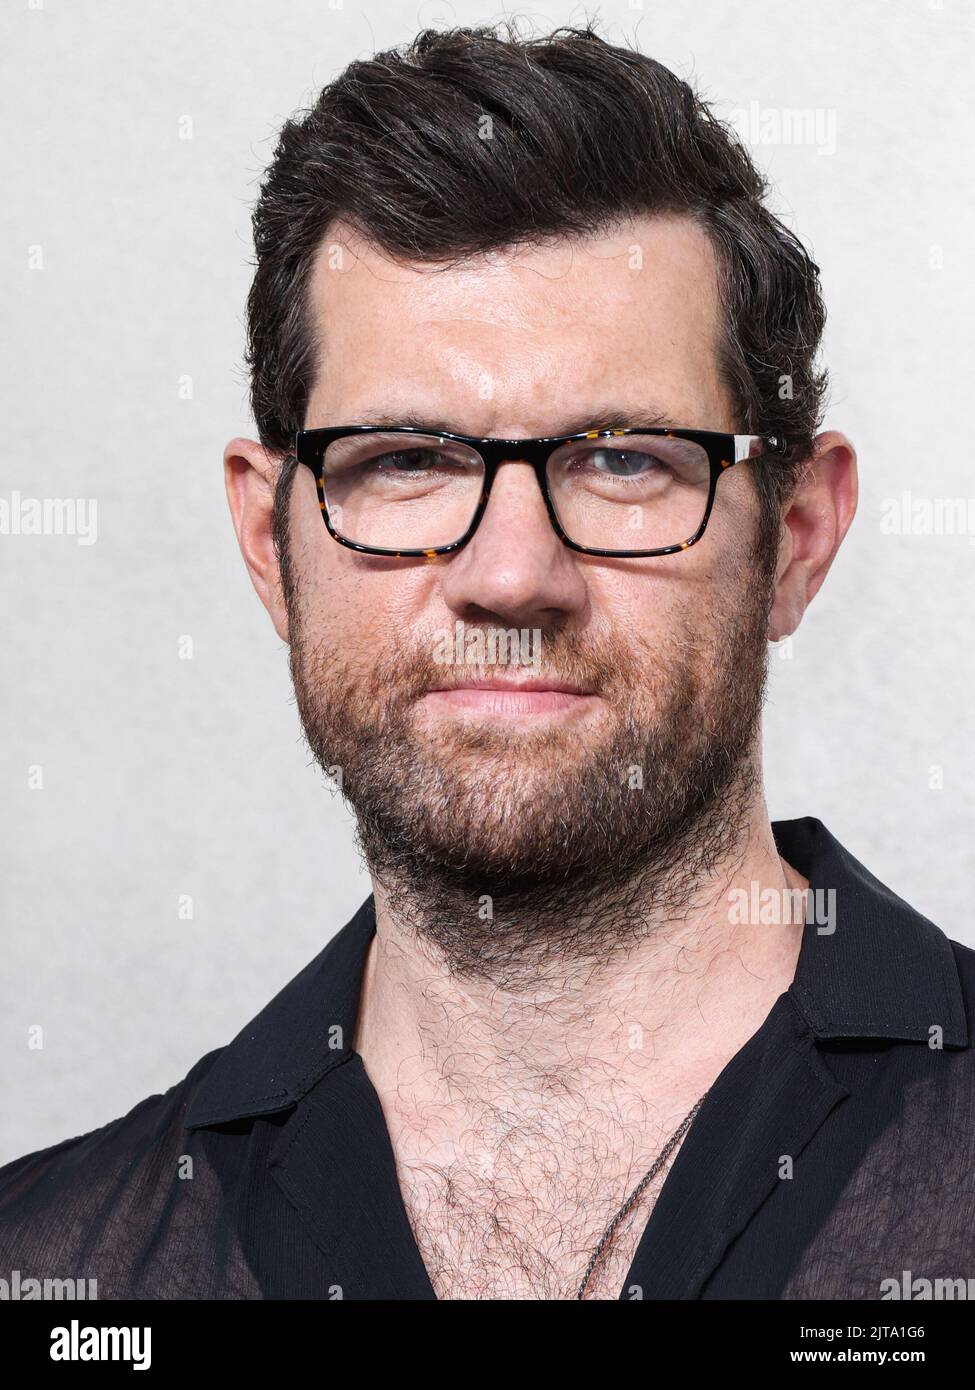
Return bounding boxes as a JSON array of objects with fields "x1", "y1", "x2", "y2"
[
  {"x1": 583, "y1": 538, "x2": 754, "y2": 680},
  {"x1": 584, "y1": 569, "x2": 696, "y2": 661},
  {"x1": 303, "y1": 553, "x2": 439, "y2": 659},
  {"x1": 705, "y1": 472, "x2": 760, "y2": 557}
]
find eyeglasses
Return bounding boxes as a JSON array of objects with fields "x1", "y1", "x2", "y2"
[{"x1": 293, "y1": 425, "x2": 790, "y2": 559}]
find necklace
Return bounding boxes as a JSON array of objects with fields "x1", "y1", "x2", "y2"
[{"x1": 574, "y1": 1091, "x2": 710, "y2": 1300}]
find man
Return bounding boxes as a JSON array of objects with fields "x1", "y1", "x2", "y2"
[{"x1": 1, "y1": 23, "x2": 973, "y2": 1302}]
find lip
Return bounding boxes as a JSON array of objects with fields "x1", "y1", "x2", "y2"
[
  {"x1": 429, "y1": 677, "x2": 596, "y2": 695},
  {"x1": 420, "y1": 677, "x2": 599, "y2": 718}
]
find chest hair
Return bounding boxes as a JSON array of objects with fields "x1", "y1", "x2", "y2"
[{"x1": 394, "y1": 1104, "x2": 689, "y2": 1300}]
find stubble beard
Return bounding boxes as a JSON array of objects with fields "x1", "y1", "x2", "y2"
[{"x1": 282, "y1": 532, "x2": 776, "y2": 985}]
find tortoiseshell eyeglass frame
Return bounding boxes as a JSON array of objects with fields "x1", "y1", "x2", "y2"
[{"x1": 292, "y1": 425, "x2": 791, "y2": 560}]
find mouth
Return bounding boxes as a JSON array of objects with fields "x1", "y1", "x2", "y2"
[{"x1": 419, "y1": 675, "x2": 601, "y2": 718}]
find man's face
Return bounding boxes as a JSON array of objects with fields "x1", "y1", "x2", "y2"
[{"x1": 276, "y1": 213, "x2": 777, "y2": 939}]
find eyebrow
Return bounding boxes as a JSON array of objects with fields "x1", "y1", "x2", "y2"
[{"x1": 350, "y1": 407, "x2": 682, "y2": 438}]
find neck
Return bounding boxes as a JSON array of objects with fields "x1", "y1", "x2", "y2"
[{"x1": 353, "y1": 795, "x2": 808, "y2": 1130}]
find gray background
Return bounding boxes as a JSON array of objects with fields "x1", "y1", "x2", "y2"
[{"x1": 1, "y1": 0, "x2": 973, "y2": 1164}]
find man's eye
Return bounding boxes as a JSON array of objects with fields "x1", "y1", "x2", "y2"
[
  {"x1": 377, "y1": 449, "x2": 445, "y2": 472},
  {"x1": 583, "y1": 448, "x2": 666, "y2": 477}
]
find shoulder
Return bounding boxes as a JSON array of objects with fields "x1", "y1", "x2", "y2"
[{"x1": 0, "y1": 1047, "x2": 226, "y2": 1290}]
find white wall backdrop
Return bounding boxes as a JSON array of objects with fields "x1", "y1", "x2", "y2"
[{"x1": 2, "y1": 0, "x2": 973, "y2": 1163}]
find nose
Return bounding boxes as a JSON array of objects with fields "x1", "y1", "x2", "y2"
[{"x1": 436, "y1": 460, "x2": 588, "y2": 628}]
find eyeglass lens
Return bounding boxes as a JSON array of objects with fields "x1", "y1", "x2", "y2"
[{"x1": 321, "y1": 431, "x2": 713, "y2": 552}]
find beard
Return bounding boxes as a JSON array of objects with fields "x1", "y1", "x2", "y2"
[{"x1": 280, "y1": 510, "x2": 777, "y2": 986}]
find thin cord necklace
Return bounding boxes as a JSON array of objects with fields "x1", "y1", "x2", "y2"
[{"x1": 574, "y1": 1091, "x2": 710, "y2": 1300}]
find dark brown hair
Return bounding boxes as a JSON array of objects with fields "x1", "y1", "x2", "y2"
[{"x1": 246, "y1": 20, "x2": 828, "y2": 545}]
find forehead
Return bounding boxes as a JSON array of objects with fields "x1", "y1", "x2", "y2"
[{"x1": 304, "y1": 213, "x2": 733, "y2": 431}]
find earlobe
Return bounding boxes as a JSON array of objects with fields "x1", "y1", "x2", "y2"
[
  {"x1": 766, "y1": 430, "x2": 858, "y2": 640},
  {"x1": 768, "y1": 523, "x2": 799, "y2": 641},
  {"x1": 223, "y1": 437, "x2": 291, "y2": 644},
  {"x1": 768, "y1": 593, "x2": 801, "y2": 644}
]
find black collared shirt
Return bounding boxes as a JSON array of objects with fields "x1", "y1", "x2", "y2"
[{"x1": 2, "y1": 817, "x2": 974, "y2": 1300}]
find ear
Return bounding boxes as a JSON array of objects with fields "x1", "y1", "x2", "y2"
[
  {"x1": 224, "y1": 436, "x2": 290, "y2": 644},
  {"x1": 768, "y1": 430, "x2": 858, "y2": 642}
]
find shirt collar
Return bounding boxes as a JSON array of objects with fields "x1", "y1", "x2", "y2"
[
  {"x1": 774, "y1": 816, "x2": 967, "y2": 1047},
  {"x1": 184, "y1": 895, "x2": 375, "y2": 1130},
  {"x1": 184, "y1": 816, "x2": 968, "y2": 1131}
]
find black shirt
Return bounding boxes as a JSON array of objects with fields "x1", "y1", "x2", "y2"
[{"x1": 2, "y1": 816, "x2": 973, "y2": 1300}]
